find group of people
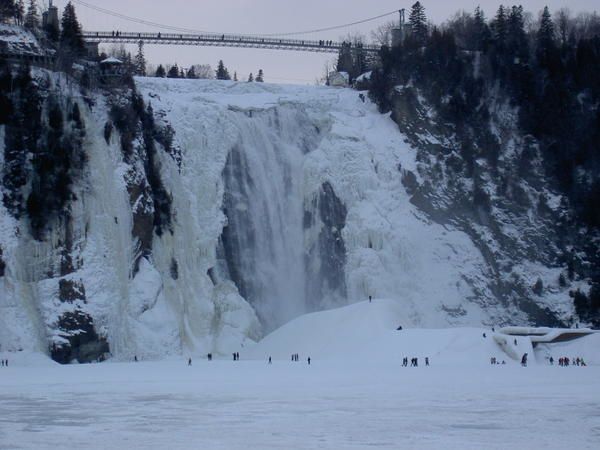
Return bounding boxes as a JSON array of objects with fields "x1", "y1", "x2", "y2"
[
  {"x1": 232, "y1": 352, "x2": 240, "y2": 361},
  {"x1": 0, "y1": 359, "x2": 8, "y2": 367},
  {"x1": 555, "y1": 356, "x2": 587, "y2": 366},
  {"x1": 318, "y1": 40, "x2": 334, "y2": 47},
  {"x1": 402, "y1": 357, "x2": 429, "y2": 367},
  {"x1": 490, "y1": 357, "x2": 506, "y2": 365},
  {"x1": 265, "y1": 354, "x2": 310, "y2": 364}
]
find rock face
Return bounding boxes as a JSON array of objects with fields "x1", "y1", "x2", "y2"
[
  {"x1": 304, "y1": 182, "x2": 347, "y2": 310},
  {"x1": 389, "y1": 86, "x2": 580, "y2": 326},
  {"x1": 0, "y1": 72, "x2": 584, "y2": 363}
]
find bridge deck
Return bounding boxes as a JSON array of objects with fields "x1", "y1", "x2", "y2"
[{"x1": 82, "y1": 31, "x2": 381, "y2": 54}]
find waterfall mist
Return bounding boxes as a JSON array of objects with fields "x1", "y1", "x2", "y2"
[{"x1": 221, "y1": 108, "x2": 310, "y2": 331}]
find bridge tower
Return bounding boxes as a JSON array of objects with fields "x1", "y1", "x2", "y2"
[{"x1": 391, "y1": 9, "x2": 405, "y2": 48}]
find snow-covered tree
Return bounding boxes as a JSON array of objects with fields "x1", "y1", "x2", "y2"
[
  {"x1": 233, "y1": 71, "x2": 238, "y2": 81},
  {"x1": 256, "y1": 69, "x2": 264, "y2": 82},
  {"x1": 134, "y1": 41, "x2": 147, "y2": 77},
  {"x1": 187, "y1": 65, "x2": 197, "y2": 79},
  {"x1": 247, "y1": 72, "x2": 254, "y2": 82}
]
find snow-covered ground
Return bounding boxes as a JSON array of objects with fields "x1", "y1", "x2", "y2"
[{"x1": 1, "y1": 301, "x2": 599, "y2": 449}]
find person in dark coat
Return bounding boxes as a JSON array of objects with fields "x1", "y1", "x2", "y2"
[{"x1": 521, "y1": 353, "x2": 528, "y2": 367}]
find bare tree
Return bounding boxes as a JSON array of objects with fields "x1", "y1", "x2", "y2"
[
  {"x1": 370, "y1": 20, "x2": 397, "y2": 46},
  {"x1": 191, "y1": 64, "x2": 214, "y2": 79}
]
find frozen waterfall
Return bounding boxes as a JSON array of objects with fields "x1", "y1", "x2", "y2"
[{"x1": 220, "y1": 109, "x2": 312, "y2": 330}]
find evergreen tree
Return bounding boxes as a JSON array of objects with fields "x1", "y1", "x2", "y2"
[
  {"x1": 187, "y1": 65, "x2": 197, "y2": 79},
  {"x1": 248, "y1": 72, "x2": 254, "y2": 82},
  {"x1": 233, "y1": 71, "x2": 238, "y2": 81},
  {"x1": 155, "y1": 64, "x2": 166, "y2": 78},
  {"x1": 24, "y1": 0, "x2": 38, "y2": 31},
  {"x1": 507, "y1": 5, "x2": 528, "y2": 61},
  {"x1": 216, "y1": 60, "x2": 231, "y2": 80},
  {"x1": 60, "y1": 1, "x2": 85, "y2": 57},
  {"x1": 14, "y1": 0, "x2": 24, "y2": 25},
  {"x1": 167, "y1": 64, "x2": 180, "y2": 78},
  {"x1": 409, "y1": 1, "x2": 428, "y2": 45},
  {"x1": 473, "y1": 6, "x2": 491, "y2": 51},
  {"x1": 491, "y1": 5, "x2": 508, "y2": 48},
  {"x1": 134, "y1": 40, "x2": 146, "y2": 77},
  {"x1": 537, "y1": 6, "x2": 556, "y2": 65},
  {"x1": 256, "y1": 69, "x2": 264, "y2": 82},
  {"x1": 0, "y1": 1, "x2": 16, "y2": 23}
]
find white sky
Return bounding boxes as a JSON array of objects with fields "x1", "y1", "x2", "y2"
[{"x1": 60, "y1": 0, "x2": 598, "y2": 84}]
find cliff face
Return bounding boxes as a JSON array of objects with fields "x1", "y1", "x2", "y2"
[
  {"x1": 389, "y1": 86, "x2": 589, "y2": 326},
  {"x1": 0, "y1": 67, "x2": 585, "y2": 363}
]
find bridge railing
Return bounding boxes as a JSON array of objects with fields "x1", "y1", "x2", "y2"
[{"x1": 83, "y1": 31, "x2": 381, "y2": 53}]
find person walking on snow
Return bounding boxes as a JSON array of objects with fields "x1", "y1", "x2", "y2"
[
  {"x1": 521, "y1": 353, "x2": 528, "y2": 367},
  {"x1": 188, "y1": 358, "x2": 192, "y2": 366},
  {"x1": 308, "y1": 357, "x2": 311, "y2": 365},
  {"x1": 268, "y1": 356, "x2": 272, "y2": 364}
]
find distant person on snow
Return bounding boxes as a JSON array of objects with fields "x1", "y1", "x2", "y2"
[
  {"x1": 268, "y1": 357, "x2": 272, "y2": 364},
  {"x1": 521, "y1": 353, "x2": 528, "y2": 367},
  {"x1": 425, "y1": 357, "x2": 429, "y2": 366},
  {"x1": 188, "y1": 358, "x2": 192, "y2": 366},
  {"x1": 483, "y1": 333, "x2": 486, "y2": 338},
  {"x1": 369, "y1": 295, "x2": 372, "y2": 303},
  {"x1": 549, "y1": 356, "x2": 554, "y2": 365},
  {"x1": 308, "y1": 357, "x2": 311, "y2": 365},
  {"x1": 134, "y1": 355, "x2": 138, "y2": 362}
]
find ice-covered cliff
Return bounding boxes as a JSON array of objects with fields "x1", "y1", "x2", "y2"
[{"x1": 0, "y1": 73, "x2": 577, "y2": 363}]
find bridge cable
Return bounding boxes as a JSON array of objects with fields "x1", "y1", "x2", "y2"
[{"x1": 71, "y1": 0, "x2": 398, "y2": 37}]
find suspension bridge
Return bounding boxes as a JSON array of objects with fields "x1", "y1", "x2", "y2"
[{"x1": 81, "y1": 31, "x2": 382, "y2": 54}]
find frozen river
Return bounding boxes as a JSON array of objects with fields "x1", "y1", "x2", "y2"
[{"x1": 1, "y1": 359, "x2": 599, "y2": 449}]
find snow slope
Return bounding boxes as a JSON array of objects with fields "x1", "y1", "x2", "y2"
[{"x1": 245, "y1": 298, "x2": 600, "y2": 365}]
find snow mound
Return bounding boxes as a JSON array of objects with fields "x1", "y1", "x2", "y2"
[{"x1": 246, "y1": 299, "x2": 600, "y2": 365}]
